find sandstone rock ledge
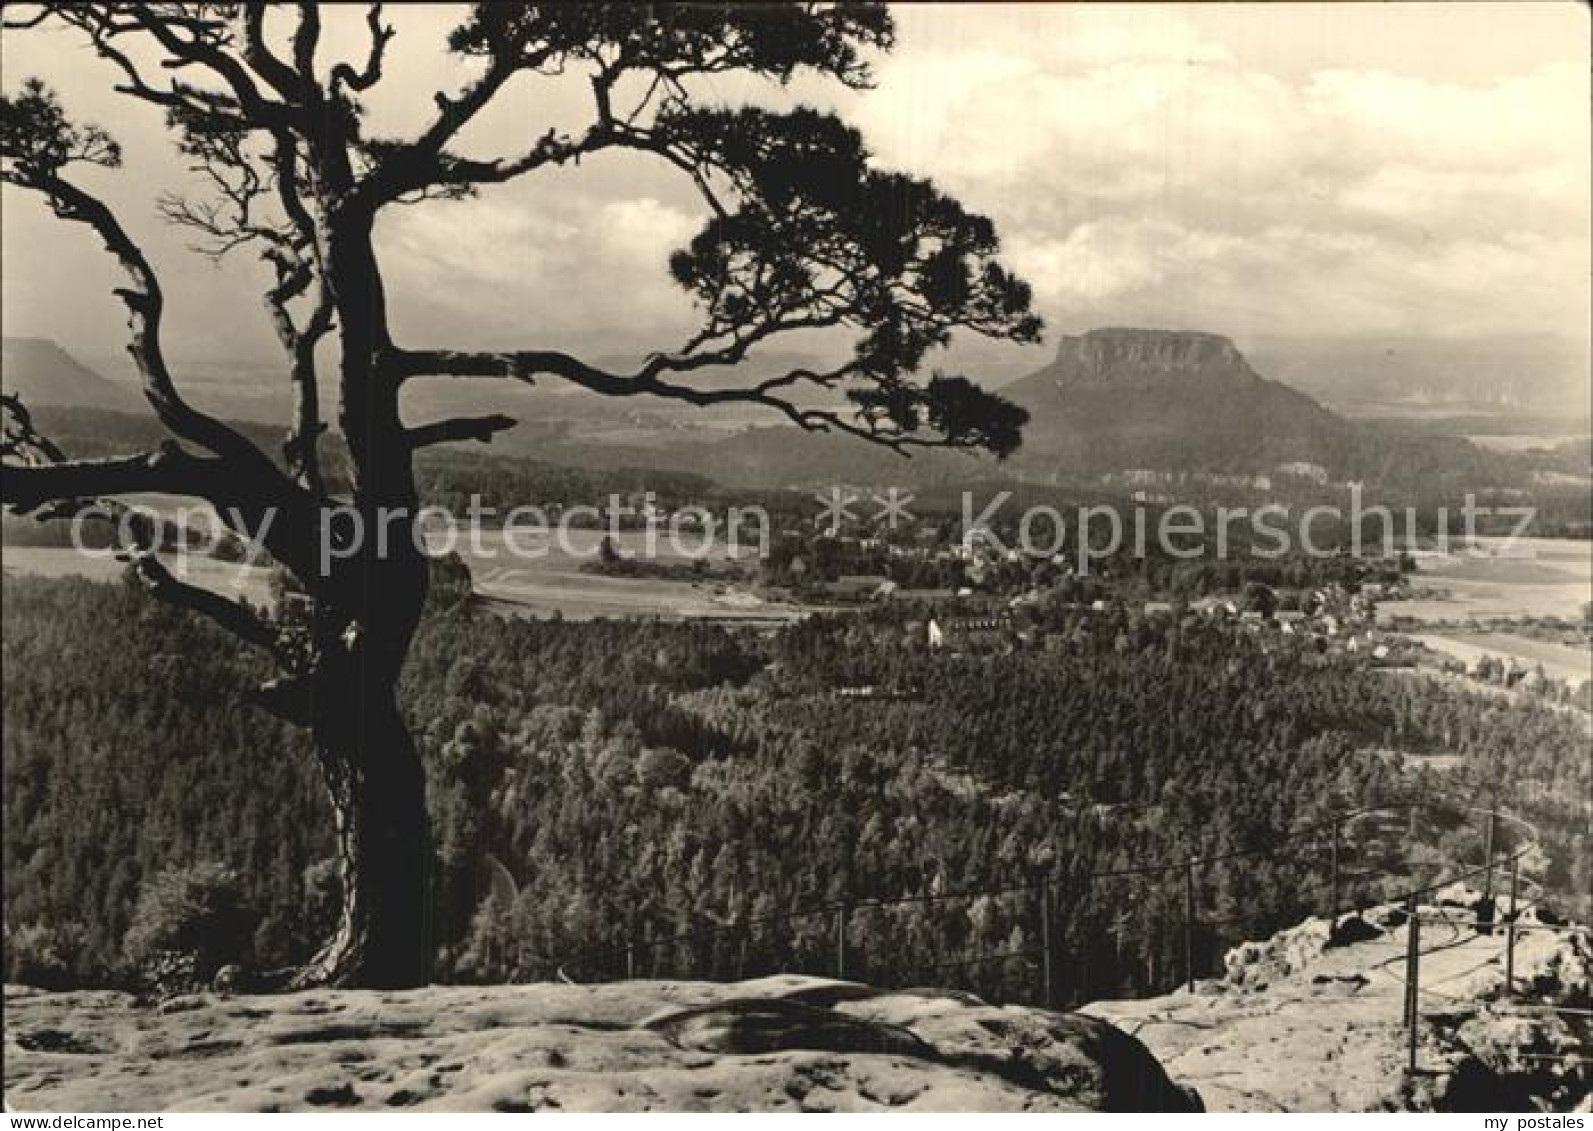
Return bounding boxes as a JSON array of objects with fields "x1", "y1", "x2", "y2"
[
  {"x1": 1084, "y1": 899, "x2": 1590, "y2": 1113},
  {"x1": 4, "y1": 976, "x2": 1199, "y2": 1113}
]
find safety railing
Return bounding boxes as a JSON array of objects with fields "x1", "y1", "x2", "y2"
[
  {"x1": 537, "y1": 796, "x2": 1576, "y2": 1055},
  {"x1": 1390, "y1": 820, "x2": 1589, "y2": 1077}
]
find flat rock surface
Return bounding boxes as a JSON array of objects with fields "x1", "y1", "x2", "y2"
[{"x1": 4, "y1": 976, "x2": 1196, "y2": 1113}]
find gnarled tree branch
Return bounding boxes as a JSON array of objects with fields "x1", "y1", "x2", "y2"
[
  {"x1": 388, "y1": 347, "x2": 1019, "y2": 455},
  {"x1": 237, "y1": 4, "x2": 310, "y2": 103},
  {"x1": 1, "y1": 443, "x2": 220, "y2": 515},
  {"x1": 130, "y1": 551, "x2": 288, "y2": 663},
  {"x1": 405, "y1": 412, "x2": 517, "y2": 449},
  {"x1": 1, "y1": 396, "x2": 288, "y2": 664},
  {"x1": 331, "y1": 4, "x2": 394, "y2": 94}
]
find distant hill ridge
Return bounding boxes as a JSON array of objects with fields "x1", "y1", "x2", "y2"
[
  {"x1": 1, "y1": 336, "x2": 142, "y2": 413},
  {"x1": 0, "y1": 331, "x2": 1534, "y2": 496}
]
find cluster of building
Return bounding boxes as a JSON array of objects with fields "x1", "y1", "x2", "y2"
[
  {"x1": 1100, "y1": 462, "x2": 1336, "y2": 502},
  {"x1": 915, "y1": 587, "x2": 1395, "y2": 660}
]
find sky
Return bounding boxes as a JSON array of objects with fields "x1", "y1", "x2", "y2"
[{"x1": 1, "y1": 2, "x2": 1588, "y2": 372}]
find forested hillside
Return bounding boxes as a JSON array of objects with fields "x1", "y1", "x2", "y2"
[{"x1": 4, "y1": 574, "x2": 1588, "y2": 1000}]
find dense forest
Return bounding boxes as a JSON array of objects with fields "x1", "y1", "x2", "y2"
[{"x1": 3, "y1": 571, "x2": 1588, "y2": 1004}]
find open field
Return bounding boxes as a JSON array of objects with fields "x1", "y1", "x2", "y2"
[
  {"x1": 1390, "y1": 537, "x2": 1592, "y2": 623},
  {"x1": 1385, "y1": 537, "x2": 1592, "y2": 685},
  {"x1": 2, "y1": 529, "x2": 811, "y2": 624},
  {"x1": 1, "y1": 545, "x2": 275, "y2": 605},
  {"x1": 1408, "y1": 632, "x2": 1590, "y2": 685},
  {"x1": 433, "y1": 529, "x2": 811, "y2": 622},
  {"x1": 1467, "y1": 432, "x2": 1591, "y2": 453}
]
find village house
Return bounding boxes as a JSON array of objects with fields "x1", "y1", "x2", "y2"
[
  {"x1": 1276, "y1": 610, "x2": 1308, "y2": 635},
  {"x1": 1192, "y1": 596, "x2": 1239, "y2": 619},
  {"x1": 1275, "y1": 460, "x2": 1330, "y2": 485}
]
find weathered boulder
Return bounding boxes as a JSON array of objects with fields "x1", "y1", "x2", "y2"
[
  {"x1": 1090, "y1": 900, "x2": 1591, "y2": 1113},
  {"x1": 1432, "y1": 882, "x2": 1498, "y2": 930},
  {"x1": 1224, "y1": 911, "x2": 1385, "y2": 990},
  {"x1": 1509, "y1": 926, "x2": 1591, "y2": 1002}
]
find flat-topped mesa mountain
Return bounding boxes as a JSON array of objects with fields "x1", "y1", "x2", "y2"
[
  {"x1": 1005, "y1": 328, "x2": 1356, "y2": 477},
  {"x1": 1039, "y1": 327, "x2": 1260, "y2": 386}
]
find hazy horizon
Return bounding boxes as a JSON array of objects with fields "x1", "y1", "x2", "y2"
[{"x1": 2, "y1": 2, "x2": 1588, "y2": 385}]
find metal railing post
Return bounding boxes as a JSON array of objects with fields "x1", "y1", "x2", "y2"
[
  {"x1": 1408, "y1": 898, "x2": 1420, "y2": 1032},
  {"x1": 1076, "y1": 872, "x2": 1092, "y2": 1008},
  {"x1": 1184, "y1": 857, "x2": 1198, "y2": 993},
  {"x1": 1329, "y1": 816, "x2": 1341, "y2": 920},
  {"x1": 1504, "y1": 855, "x2": 1520, "y2": 997},
  {"x1": 1482, "y1": 808, "x2": 1498, "y2": 903},
  {"x1": 625, "y1": 940, "x2": 635, "y2": 981},
  {"x1": 1403, "y1": 894, "x2": 1421, "y2": 1074},
  {"x1": 834, "y1": 902, "x2": 848, "y2": 980},
  {"x1": 1039, "y1": 881, "x2": 1055, "y2": 1007}
]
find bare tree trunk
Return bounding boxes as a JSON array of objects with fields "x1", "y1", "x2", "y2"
[
  {"x1": 291, "y1": 197, "x2": 435, "y2": 990},
  {"x1": 296, "y1": 675, "x2": 432, "y2": 989}
]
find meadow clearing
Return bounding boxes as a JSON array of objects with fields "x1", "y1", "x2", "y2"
[
  {"x1": 0, "y1": 528, "x2": 805, "y2": 624},
  {"x1": 1389, "y1": 536, "x2": 1592, "y2": 684}
]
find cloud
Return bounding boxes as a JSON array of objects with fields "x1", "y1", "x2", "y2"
[
  {"x1": 1, "y1": 5, "x2": 1586, "y2": 362},
  {"x1": 1002, "y1": 216, "x2": 1586, "y2": 339},
  {"x1": 852, "y1": 14, "x2": 1589, "y2": 340},
  {"x1": 594, "y1": 197, "x2": 699, "y2": 264},
  {"x1": 379, "y1": 189, "x2": 702, "y2": 347}
]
